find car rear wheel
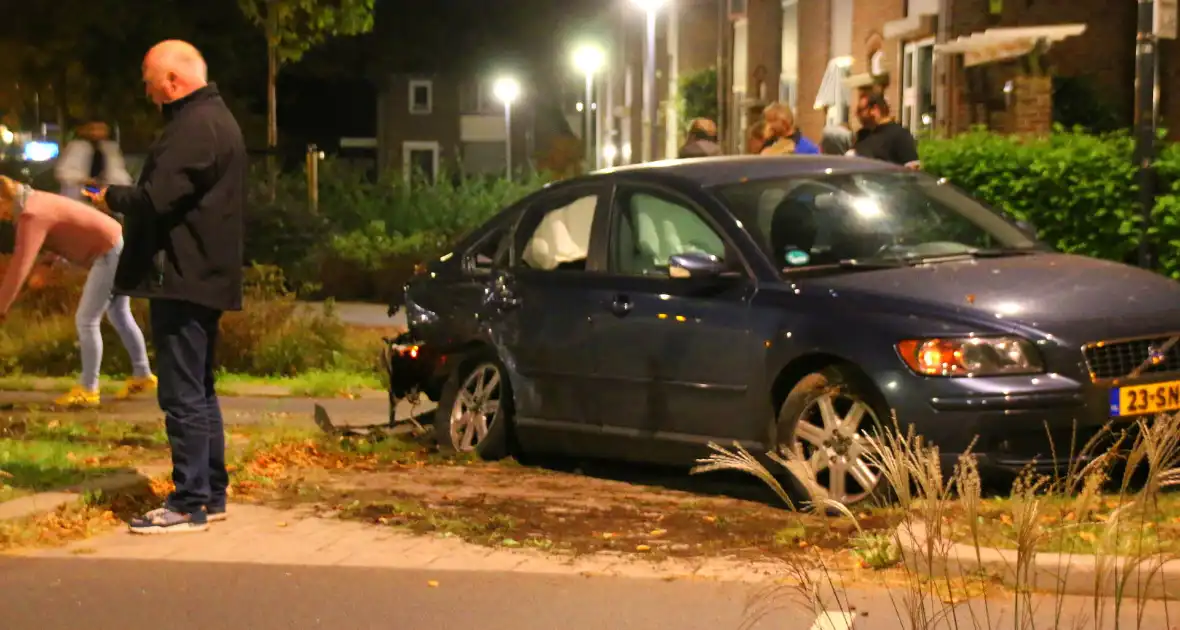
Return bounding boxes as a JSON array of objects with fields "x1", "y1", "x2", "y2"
[
  {"x1": 434, "y1": 351, "x2": 513, "y2": 460},
  {"x1": 776, "y1": 367, "x2": 887, "y2": 508}
]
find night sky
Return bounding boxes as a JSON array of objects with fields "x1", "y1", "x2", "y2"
[
  {"x1": 0, "y1": 0, "x2": 605, "y2": 151},
  {"x1": 278, "y1": 0, "x2": 606, "y2": 145}
]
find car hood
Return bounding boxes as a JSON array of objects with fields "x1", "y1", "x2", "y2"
[{"x1": 803, "y1": 253, "x2": 1180, "y2": 342}]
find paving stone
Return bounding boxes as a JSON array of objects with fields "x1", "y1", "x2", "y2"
[{"x1": 20, "y1": 503, "x2": 778, "y2": 583}]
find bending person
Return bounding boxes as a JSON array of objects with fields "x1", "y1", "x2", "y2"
[{"x1": 0, "y1": 175, "x2": 156, "y2": 408}]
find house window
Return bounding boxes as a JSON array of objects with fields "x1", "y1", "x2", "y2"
[
  {"x1": 403, "y1": 141, "x2": 440, "y2": 183},
  {"x1": 901, "y1": 38, "x2": 935, "y2": 132},
  {"x1": 409, "y1": 79, "x2": 433, "y2": 115}
]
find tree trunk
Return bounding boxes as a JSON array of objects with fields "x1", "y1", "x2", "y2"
[{"x1": 266, "y1": 17, "x2": 279, "y2": 201}]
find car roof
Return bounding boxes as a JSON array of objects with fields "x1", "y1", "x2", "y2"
[{"x1": 589, "y1": 155, "x2": 903, "y2": 187}]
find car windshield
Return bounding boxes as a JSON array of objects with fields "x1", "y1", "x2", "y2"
[{"x1": 713, "y1": 171, "x2": 1038, "y2": 272}]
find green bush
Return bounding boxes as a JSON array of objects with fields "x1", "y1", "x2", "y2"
[
  {"x1": 0, "y1": 265, "x2": 375, "y2": 379},
  {"x1": 919, "y1": 129, "x2": 1180, "y2": 277},
  {"x1": 248, "y1": 161, "x2": 549, "y2": 302}
]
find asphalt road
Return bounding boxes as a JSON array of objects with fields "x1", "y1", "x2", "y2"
[
  {"x1": 2, "y1": 557, "x2": 1177, "y2": 630},
  {"x1": 0, "y1": 391, "x2": 433, "y2": 429},
  {"x1": 300, "y1": 301, "x2": 405, "y2": 329}
]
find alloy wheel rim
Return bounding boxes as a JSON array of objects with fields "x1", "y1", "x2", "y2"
[
  {"x1": 789, "y1": 391, "x2": 881, "y2": 505},
  {"x1": 449, "y1": 363, "x2": 502, "y2": 452}
]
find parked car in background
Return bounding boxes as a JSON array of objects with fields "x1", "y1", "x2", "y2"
[{"x1": 385, "y1": 155, "x2": 1180, "y2": 506}]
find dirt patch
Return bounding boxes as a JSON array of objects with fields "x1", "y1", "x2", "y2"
[{"x1": 247, "y1": 456, "x2": 898, "y2": 562}]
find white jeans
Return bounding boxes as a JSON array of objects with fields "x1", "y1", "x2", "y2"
[{"x1": 76, "y1": 238, "x2": 151, "y2": 390}]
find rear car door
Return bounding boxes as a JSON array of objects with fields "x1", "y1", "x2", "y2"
[
  {"x1": 589, "y1": 182, "x2": 760, "y2": 462},
  {"x1": 487, "y1": 182, "x2": 615, "y2": 443}
]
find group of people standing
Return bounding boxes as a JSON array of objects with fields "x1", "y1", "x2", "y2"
[
  {"x1": 677, "y1": 90, "x2": 920, "y2": 169},
  {"x1": 0, "y1": 39, "x2": 246, "y2": 535}
]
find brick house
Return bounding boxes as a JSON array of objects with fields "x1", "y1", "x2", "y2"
[
  {"x1": 601, "y1": 0, "x2": 1177, "y2": 163},
  {"x1": 791, "y1": 0, "x2": 1147, "y2": 141},
  {"x1": 376, "y1": 73, "x2": 577, "y2": 181}
]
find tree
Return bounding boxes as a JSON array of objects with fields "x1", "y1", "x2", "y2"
[
  {"x1": 236, "y1": 0, "x2": 376, "y2": 156},
  {"x1": 679, "y1": 66, "x2": 719, "y2": 129}
]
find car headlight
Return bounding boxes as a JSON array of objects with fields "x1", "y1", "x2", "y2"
[{"x1": 895, "y1": 336, "x2": 1043, "y2": 377}]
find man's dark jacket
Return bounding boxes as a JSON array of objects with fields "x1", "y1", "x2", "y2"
[{"x1": 106, "y1": 83, "x2": 246, "y2": 312}]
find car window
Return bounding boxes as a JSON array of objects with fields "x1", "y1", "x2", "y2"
[
  {"x1": 517, "y1": 192, "x2": 600, "y2": 272},
  {"x1": 466, "y1": 224, "x2": 511, "y2": 273},
  {"x1": 713, "y1": 172, "x2": 1037, "y2": 270},
  {"x1": 611, "y1": 190, "x2": 728, "y2": 277}
]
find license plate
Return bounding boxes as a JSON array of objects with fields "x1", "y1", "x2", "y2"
[{"x1": 1110, "y1": 380, "x2": 1180, "y2": 417}]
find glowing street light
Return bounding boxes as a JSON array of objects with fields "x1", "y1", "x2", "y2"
[
  {"x1": 493, "y1": 76, "x2": 521, "y2": 180},
  {"x1": 572, "y1": 43, "x2": 605, "y2": 169},
  {"x1": 631, "y1": 0, "x2": 668, "y2": 162}
]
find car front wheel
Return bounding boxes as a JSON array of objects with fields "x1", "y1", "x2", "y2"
[
  {"x1": 434, "y1": 350, "x2": 513, "y2": 460},
  {"x1": 775, "y1": 366, "x2": 888, "y2": 508}
]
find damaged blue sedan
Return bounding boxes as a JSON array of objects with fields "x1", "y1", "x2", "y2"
[{"x1": 385, "y1": 155, "x2": 1180, "y2": 507}]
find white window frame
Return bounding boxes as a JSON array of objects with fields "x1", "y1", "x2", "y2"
[
  {"x1": 409, "y1": 79, "x2": 433, "y2": 115},
  {"x1": 402, "y1": 141, "x2": 440, "y2": 183},
  {"x1": 900, "y1": 37, "x2": 935, "y2": 132}
]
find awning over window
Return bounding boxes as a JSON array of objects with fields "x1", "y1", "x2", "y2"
[
  {"x1": 935, "y1": 24, "x2": 1087, "y2": 67},
  {"x1": 813, "y1": 57, "x2": 852, "y2": 111}
]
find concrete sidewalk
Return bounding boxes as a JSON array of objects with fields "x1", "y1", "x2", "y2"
[{"x1": 22, "y1": 503, "x2": 785, "y2": 583}]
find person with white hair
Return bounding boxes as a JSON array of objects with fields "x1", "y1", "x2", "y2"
[{"x1": 86, "y1": 40, "x2": 246, "y2": 534}]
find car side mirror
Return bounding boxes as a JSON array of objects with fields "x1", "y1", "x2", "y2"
[{"x1": 668, "y1": 252, "x2": 725, "y2": 279}]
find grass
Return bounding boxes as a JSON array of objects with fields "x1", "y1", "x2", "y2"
[
  {"x1": 946, "y1": 492, "x2": 1180, "y2": 556},
  {"x1": 0, "y1": 369, "x2": 383, "y2": 399},
  {"x1": 0, "y1": 415, "x2": 170, "y2": 503},
  {"x1": 692, "y1": 412, "x2": 1180, "y2": 630},
  {"x1": 216, "y1": 370, "x2": 383, "y2": 397},
  {"x1": 0, "y1": 440, "x2": 120, "y2": 501}
]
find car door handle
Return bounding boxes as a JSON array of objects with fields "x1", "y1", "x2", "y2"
[{"x1": 610, "y1": 295, "x2": 633, "y2": 317}]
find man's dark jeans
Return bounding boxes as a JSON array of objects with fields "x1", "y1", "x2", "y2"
[{"x1": 150, "y1": 299, "x2": 228, "y2": 515}]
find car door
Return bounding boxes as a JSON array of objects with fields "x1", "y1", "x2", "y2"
[
  {"x1": 589, "y1": 182, "x2": 760, "y2": 461},
  {"x1": 485, "y1": 182, "x2": 614, "y2": 443}
]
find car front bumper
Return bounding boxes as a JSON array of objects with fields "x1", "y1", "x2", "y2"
[{"x1": 880, "y1": 369, "x2": 1161, "y2": 475}]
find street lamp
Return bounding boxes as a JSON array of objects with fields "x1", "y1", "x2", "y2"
[
  {"x1": 573, "y1": 43, "x2": 605, "y2": 170},
  {"x1": 632, "y1": 0, "x2": 667, "y2": 163},
  {"x1": 493, "y1": 76, "x2": 521, "y2": 180}
]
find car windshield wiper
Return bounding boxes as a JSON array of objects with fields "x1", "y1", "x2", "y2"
[
  {"x1": 909, "y1": 248, "x2": 1039, "y2": 264},
  {"x1": 781, "y1": 258, "x2": 912, "y2": 275}
]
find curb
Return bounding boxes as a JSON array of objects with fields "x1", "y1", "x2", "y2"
[
  {"x1": 0, "y1": 464, "x2": 171, "y2": 522},
  {"x1": 895, "y1": 521, "x2": 1180, "y2": 599}
]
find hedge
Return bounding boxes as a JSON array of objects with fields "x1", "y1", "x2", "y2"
[{"x1": 918, "y1": 129, "x2": 1180, "y2": 277}]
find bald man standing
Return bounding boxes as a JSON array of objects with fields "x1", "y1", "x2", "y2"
[{"x1": 87, "y1": 40, "x2": 246, "y2": 534}]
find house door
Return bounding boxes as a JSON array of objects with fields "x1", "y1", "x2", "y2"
[{"x1": 901, "y1": 38, "x2": 936, "y2": 133}]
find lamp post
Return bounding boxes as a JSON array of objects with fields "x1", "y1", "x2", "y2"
[
  {"x1": 573, "y1": 43, "x2": 605, "y2": 171},
  {"x1": 632, "y1": 0, "x2": 667, "y2": 163},
  {"x1": 493, "y1": 76, "x2": 521, "y2": 181}
]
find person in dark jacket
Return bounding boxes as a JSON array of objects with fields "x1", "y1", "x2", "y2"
[
  {"x1": 677, "y1": 118, "x2": 723, "y2": 158},
  {"x1": 86, "y1": 40, "x2": 246, "y2": 534}
]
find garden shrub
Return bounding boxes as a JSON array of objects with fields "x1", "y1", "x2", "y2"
[
  {"x1": 919, "y1": 128, "x2": 1180, "y2": 277},
  {"x1": 0, "y1": 263, "x2": 372, "y2": 378}
]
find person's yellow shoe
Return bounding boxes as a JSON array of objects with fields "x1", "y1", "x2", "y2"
[
  {"x1": 116, "y1": 375, "x2": 159, "y2": 400},
  {"x1": 54, "y1": 386, "x2": 101, "y2": 409}
]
